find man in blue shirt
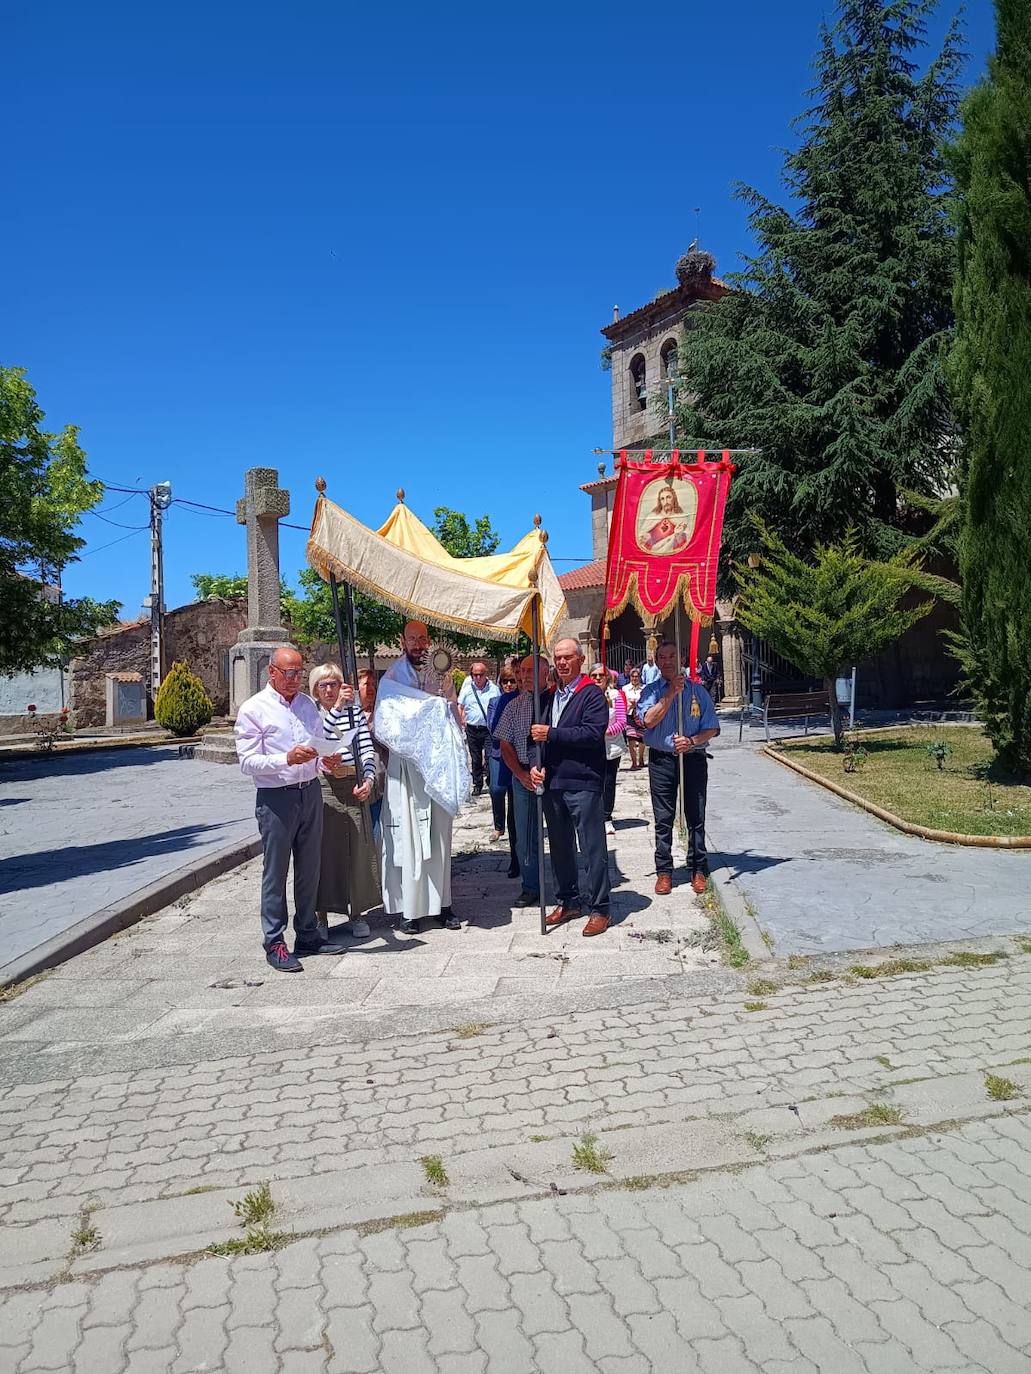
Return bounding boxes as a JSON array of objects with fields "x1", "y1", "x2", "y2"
[
  {"x1": 458, "y1": 660, "x2": 501, "y2": 796},
  {"x1": 640, "y1": 654, "x2": 662, "y2": 686},
  {"x1": 635, "y1": 641, "x2": 721, "y2": 896}
]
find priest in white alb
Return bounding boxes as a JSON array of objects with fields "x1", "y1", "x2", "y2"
[{"x1": 374, "y1": 620, "x2": 471, "y2": 934}]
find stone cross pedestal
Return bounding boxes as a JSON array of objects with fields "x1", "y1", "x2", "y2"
[{"x1": 229, "y1": 467, "x2": 292, "y2": 717}]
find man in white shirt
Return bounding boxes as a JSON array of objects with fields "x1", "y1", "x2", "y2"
[
  {"x1": 378, "y1": 620, "x2": 465, "y2": 934},
  {"x1": 457, "y1": 660, "x2": 501, "y2": 796},
  {"x1": 641, "y1": 654, "x2": 662, "y2": 686},
  {"x1": 234, "y1": 645, "x2": 350, "y2": 972}
]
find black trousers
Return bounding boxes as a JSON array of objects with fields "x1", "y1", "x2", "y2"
[
  {"x1": 648, "y1": 749, "x2": 709, "y2": 877},
  {"x1": 466, "y1": 724, "x2": 490, "y2": 791},
  {"x1": 603, "y1": 755, "x2": 621, "y2": 821},
  {"x1": 543, "y1": 788, "x2": 610, "y2": 916}
]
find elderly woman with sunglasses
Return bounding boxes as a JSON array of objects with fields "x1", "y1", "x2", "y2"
[
  {"x1": 589, "y1": 664, "x2": 628, "y2": 837},
  {"x1": 487, "y1": 658, "x2": 521, "y2": 877},
  {"x1": 309, "y1": 662, "x2": 381, "y2": 938}
]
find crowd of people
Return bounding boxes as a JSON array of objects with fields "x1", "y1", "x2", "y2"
[{"x1": 234, "y1": 629, "x2": 721, "y2": 971}]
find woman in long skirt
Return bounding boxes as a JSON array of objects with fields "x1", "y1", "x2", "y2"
[{"x1": 309, "y1": 663, "x2": 380, "y2": 938}]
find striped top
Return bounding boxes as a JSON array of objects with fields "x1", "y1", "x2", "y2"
[{"x1": 322, "y1": 704, "x2": 378, "y2": 782}]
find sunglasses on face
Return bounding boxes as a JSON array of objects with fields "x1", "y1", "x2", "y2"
[{"x1": 272, "y1": 667, "x2": 304, "y2": 679}]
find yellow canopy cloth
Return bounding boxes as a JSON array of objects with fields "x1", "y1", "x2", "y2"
[{"x1": 307, "y1": 496, "x2": 567, "y2": 646}]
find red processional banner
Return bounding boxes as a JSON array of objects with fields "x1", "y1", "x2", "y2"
[{"x1": 603, "y1": 449, "x2": 735, "y2": 674}]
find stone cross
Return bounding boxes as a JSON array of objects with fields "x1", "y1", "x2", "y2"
[{"x1": 235, "y1": 467, "x2": 290, "y2": 642}]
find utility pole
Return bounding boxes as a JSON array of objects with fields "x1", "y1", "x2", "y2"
[{"x1": 148, "y1": 481, "x2": 172, "y2": 709}]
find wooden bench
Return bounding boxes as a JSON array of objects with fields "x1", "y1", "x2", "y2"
[{"x1": 739, "y1": 690, "x2": 831, "y2": 742}]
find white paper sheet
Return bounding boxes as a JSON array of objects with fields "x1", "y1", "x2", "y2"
[{"x1": 309, "y1": 729, "x2": 357, "y2": 758}]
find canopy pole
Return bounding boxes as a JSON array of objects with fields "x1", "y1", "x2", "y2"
[{"x1": 531, "y1": 595, "x2": 547, "y2": 937}]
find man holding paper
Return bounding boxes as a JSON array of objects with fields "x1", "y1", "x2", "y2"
[{"x1": 234, "y1": 645, "x2": 351, "y2": 972}]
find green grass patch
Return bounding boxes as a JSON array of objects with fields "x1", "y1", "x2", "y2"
[
  {"x1": 703, "y1": 889, "x2": 750, "y2": 968},
  {"x1": 1016, "y1": 938, "x2": 1031, "y2": 954},
  {"x1": 743, "y1": 1131, "x2": 772, "y2": 1151},
  {"x1": 450, "y1": 1021, "x2": 493, "y2": 1039},
  {"x1": 743, "y1": 1001, "x2": 768, "y2": 1012},
  {"x1": 208, "y1": 1227, "x2": 289, "y2": 1256},
  {"x1": 622, "y1": 1175, "x2": 658, "y2": 1191},
  {"x1": 830, "y1": 1103, "x2": 903, "y2": 1130},
  {"x1": 420, "y1": 1155, "x2": 449, "y2": 1188},
  {"x1": 231, "y1": 1181, "x2": 275, "y2": 1228},
  {"x1": 849, "y1": 958, "x2": 933, "y2": 979},
  {"x1": 940, "y1": 950, "x2": 1006, "y2": 968},
  {"x1": 873, "y1": 1055, "x2": 893, "y2": 1070},
  {"x1": 806, "y1": 969, "x2": 836, "y2": 984},
  {"x1": 572, "y1": 1131, "x2": 612, "y2": 1174},
  {"x1": 69, "y1": 1204, "x2": 101, "y2": 1257},
  {"x1": 985, "y1": 1074, "x2": 1022, "y2": 1102},
  {"x1": 747, "y1": 977, "x2": 780, "y2": 997},
  {"x1": 778, "y1": 726, "x2": 1031, "y2": 837},
  {"x1": 356, "y1": 1210, "x2": 444, "y2": 1237}
]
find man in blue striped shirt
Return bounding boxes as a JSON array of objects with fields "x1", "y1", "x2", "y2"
[{"x1": 635, "y1": 641, "x2": 721, "y2": 896}]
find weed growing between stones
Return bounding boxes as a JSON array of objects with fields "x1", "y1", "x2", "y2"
[
  {"x1": 702, "y1": 886, "x2": 750, "y2": 968},
  {"x1": 748, "y1": 977, "x2": 780, "y2": 997},
  {"x1": 69, "y1": 1203, "x2": 100, "y2": 1258},
  {"x1": 940, "y1": 950, "x2": 1006, "y2": 968},
  {"x1": 420, "y1": 1155, "x2": 449, "y2": 1188},
  {"x1": 622, "y1": 1176, "x2": 655, "y2": 1191},
  {"x1": 356, "y1": 1210, "x2": 444, "y2": 1238},
  {"x1": 744, "y1": 1001, "x2": 768, "y2": 1012},
  {"x1": 874, "y1": 1055, "x2": 893, "y2": 1070},
  {"x1": 0, "y1": 969, "x2": 54, "y2": 1004},
  {"x1": 1017, "y1": 938, "x2": 1031, "y2": 954},
  {"x1": 744, "y1": 1132, "x2": 772, "y2": 1151},
  {"x1": 209, "y1": 1181, "x2": 288, "y2": 1255},
  {"x1": 830, "y1": 1103, "x2": 903, "y2": 1130},
  {"x1": 572, "y1": 1131, "x2": 612, "y2": 1174},
  {"x1": 985, "y1": 1074, "x2": 1021, "y2": 1101},
  {"x1": 849, "y1": 959, "x2": 933, "y2": 979},
  {"x1": 806, "y1": 969, "x2": 835, "y2": 983},
  {"x1": 450, "y1": 1022, "x2": 493, "y2": 1039}
]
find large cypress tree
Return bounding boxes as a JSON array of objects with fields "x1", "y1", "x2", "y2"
[
  {"x1": 949, "y1": 0, "x2": 1031, "y2": 769},
  {"x1": 675, "y1": 0, "x2": 962, "y2": 568}
]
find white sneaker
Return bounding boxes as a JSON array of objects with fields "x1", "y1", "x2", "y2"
[
  {"x1": 606, "y1": 821, "x2": 616, "y2": 836},
  {"x1": 349, "y1": 920, "x2": 371, "y2": 938}
]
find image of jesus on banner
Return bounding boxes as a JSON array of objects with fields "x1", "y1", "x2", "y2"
[{"x1": 635, "y1": 477, "x2": 698, "y2": 555}]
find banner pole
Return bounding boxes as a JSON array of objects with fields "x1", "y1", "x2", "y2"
[
  {"x1": 674, "y1": 601, "x2": 687, "y2": 838},
  {"x1": 531, "y1": 596, "x2": 547, "y2": 937}
]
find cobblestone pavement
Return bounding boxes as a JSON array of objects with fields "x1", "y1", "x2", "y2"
[
  {"x1": 5, "y1": 1111, "x2": 1031, "y2": 1374},
  {"x1": 3, "y1": 949, "x2": 1031, "y2": 1369},
  {"x1": 705, "y1": 735, "x2": 1031, "y2": 954},
  {"x1": 0, "y1": 747, "x2": 254, "y2": 970}
]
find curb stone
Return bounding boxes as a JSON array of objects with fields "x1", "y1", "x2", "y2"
[{"x1": 0, "y1": 835, "x2": 262, "y2": 989}]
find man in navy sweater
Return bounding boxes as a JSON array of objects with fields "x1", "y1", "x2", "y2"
[{"x1": 529, "y1": 638, "x2": 611, "y2": 936}]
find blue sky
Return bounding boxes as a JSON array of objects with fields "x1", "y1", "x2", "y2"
[{"x1": 7, "y1": 0, "x2": 995, "y2": 616}]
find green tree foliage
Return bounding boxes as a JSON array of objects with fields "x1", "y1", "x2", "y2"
[
  {"x1": 949, "y1": 0, "x2": 1031, "y2": 769},
  {"x1": 736, "y1": 522, "x2": 932, "y2": 745},
  {"x1": 191, "y1": 572, "x2": 248, "y2": 599},
  {"x1": 673, "y1": 0, "x2": 962, "y2": 570},
  {"x1": 154, "y1": 661, "x2": 214, "y2": 737},
  {"x1": 432, "y1": 507, "x2": 500, "y2": 560},
  {"x1": 289, "y1": 567, "x2": 402, "y2": 670},
  {"x1": 0, "y1": 367, "x2": 121, "y2": 674}
]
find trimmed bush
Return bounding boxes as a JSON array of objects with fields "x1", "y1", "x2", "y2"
[{"x1": 154, "y1": 661, "x2": 214, "y2": 737}]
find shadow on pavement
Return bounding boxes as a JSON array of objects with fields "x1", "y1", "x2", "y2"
[
  {"x1": 0, "y1": 747, "x2": 190, "y2": 783},
  {"x1": 712, "y1": 849, "x2": 792, "y2": 879},
  {"x1": 0, "y1": 821, "x2": 238, "y2": 894}
]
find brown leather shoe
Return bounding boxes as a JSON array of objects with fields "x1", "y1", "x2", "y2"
[
  {"x1": 691, "y1": 873, "x2": 709, "y2": 894},
  {"x1": 582, "y1": 913, "x2": 610, "y2": 937},
  {"x1": 545, "y1": 905, "x2": 580, "y2": 928},
  {"x1": 654, "y1": 873, "x2": 672, "y2": 896}
]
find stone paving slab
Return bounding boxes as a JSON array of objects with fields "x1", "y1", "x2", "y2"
[
  {"x1": 0, "y1": 746, "x2": 256, "y2": 976},
  {"x1": 4, "y1": 1112, "x2": 1031, "y2": 1372},
  {"x1": 705, "y1": 735, "x2": 1031, "y2": 954}
]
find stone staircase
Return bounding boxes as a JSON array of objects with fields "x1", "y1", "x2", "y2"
[{"x1": 192, "y1": 727, "x2": 238, "y2": 764}]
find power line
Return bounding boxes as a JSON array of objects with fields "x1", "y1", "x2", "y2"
[
  {"x1": 79, "y1": 526, "x2": 150, "y2": 558},
  {"x1": 87, "y1": 509, "x2": 150, "y2": 530}
]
